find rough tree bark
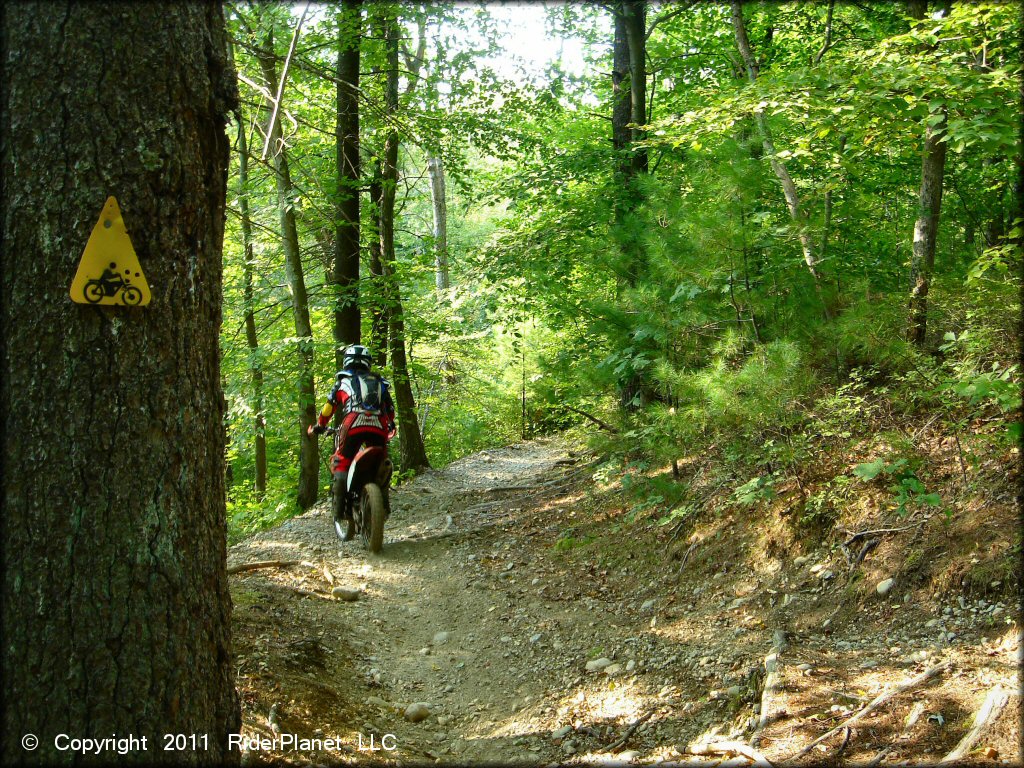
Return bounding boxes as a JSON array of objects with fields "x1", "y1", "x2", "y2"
[
  {"x1": 1, "y1": 2, "x2": 240, "y2": 761},
  {"x1": 258, "y1": 35, "x2": 319, "y2": 509},
  {"x1": 334, "y1": 0, "x2": 362, "y2": 367},
  {"x1": 379, "y1": 13, "x2": 430, "y2": 473},
  {"x1": 235, "y1": 113, "x2": 268, "y2": 499}
]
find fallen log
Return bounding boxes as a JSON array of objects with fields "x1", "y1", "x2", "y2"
[
  {"x1": 940, "y1": 684, "x2": 1013, "y2": 763},
  {"x1": 688, "y1": 739, "x2": 774, "y2": 767},
  {"x1": 227, "y1": 559, "x2": 300, "y2": 575},
  {"x1": 787, "y1": 660, "x2": 952, "y2": 761}
]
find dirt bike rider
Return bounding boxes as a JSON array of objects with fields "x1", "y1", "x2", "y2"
[{"x1": 307, "y1": 344, "x2": 396, "y2": 521}]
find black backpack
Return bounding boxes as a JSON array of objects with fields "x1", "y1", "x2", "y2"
[{"x1": 340, "y1": 371, "x2": 386, "y2": 413}]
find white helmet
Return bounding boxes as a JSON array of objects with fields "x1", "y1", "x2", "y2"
[{"x1": 342, "y1": 344, "x2": 372, "y2": 370}]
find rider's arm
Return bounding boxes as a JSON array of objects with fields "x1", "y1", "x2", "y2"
[
  {"x1": 309, "y1": 381, "x2": 346, "y2": 436},
  {"x1": 316, "y1": 380, "x2": 352, "y2": 427},
  {"x1": 314, "y1": 401, "x2": 335, "y2": 429}
]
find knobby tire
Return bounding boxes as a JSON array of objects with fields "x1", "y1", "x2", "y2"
[{"x1": 361, "y1": 483, "x2": 385, "y2": 554}]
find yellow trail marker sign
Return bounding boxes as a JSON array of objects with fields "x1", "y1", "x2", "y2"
[{"x1": 70, "y1": 196, "x2": 151, "y2": 306}]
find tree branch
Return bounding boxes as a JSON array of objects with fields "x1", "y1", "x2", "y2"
[
  {"x1": 787, "y1": 661, "x2": 952, "y2": 760},
  {"x1": 563, "y1": 405, "x2": 619, "y2": 434},
  {"x1": 813, "y1": 0, "x2": 836, "y2": 65},
  {"x1": 261, "y1": 2, "x2": 311, "y2": 161}
]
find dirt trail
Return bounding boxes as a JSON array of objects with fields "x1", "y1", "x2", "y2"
[
  {"x1": 231, "y1": 438, "x2": 615, "y2": 765},
  {"x1": 228, "y1": 438, "x2": 1021, "y2": 766}
]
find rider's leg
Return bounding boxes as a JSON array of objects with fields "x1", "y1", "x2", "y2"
[{"x1": 332, "y1": 451, "x2": 354, "y2": 520}]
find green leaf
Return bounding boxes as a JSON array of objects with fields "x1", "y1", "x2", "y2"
[{"x1": 853, "y1": 459, "x2": 885, "y2": 480}]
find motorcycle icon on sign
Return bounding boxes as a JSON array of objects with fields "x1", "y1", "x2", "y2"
[{"x1": 84, "y1": 262, "x2": 143, "y2": 306}]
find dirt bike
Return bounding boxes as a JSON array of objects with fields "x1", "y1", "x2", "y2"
[
  {"x1": 84, "y1": 273, "x2": 142, "y2": 306},
  {"x1": 322, "y1": 426, "x2": 393, "y2": 553}
]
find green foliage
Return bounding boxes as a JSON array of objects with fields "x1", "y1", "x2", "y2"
[
  {"x1": 217, "y1": 1, "x2": 1019, "y2": 541},
  {"x1": 554, "y1": 534, "x2": 595, "y2": 552},
  {"x1": 732, "y1": 475, "x2": 777, "y2": 507},
  {"x1": 853, "y1": 456, "x2": 942, "y2": 517}
]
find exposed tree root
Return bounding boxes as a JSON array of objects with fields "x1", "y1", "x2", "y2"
[
  {"x1": 751, "y1": 630, "x2": 788, "y2": 747},
  {"x1": 227, "y1": 559, "x2": 301, "y2": 575},
  {"x1": 604, "y1": 707, "x2": 657, "y2": 752},
  {"x1": 940, "y1": 684, "x2": 1014, "y2": 764}
]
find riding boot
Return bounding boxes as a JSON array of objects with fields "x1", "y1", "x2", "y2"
[{"x1": 332, "y1": 473, "x2": 352, "y2": 522}]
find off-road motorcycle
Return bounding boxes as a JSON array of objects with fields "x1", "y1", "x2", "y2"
[{"x1": 322, "y1": 426, "x2": 393, "y2": 553}]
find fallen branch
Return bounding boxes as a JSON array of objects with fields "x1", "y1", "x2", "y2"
[
  {"x1": 688, "y1": 739, "x2": 774, "y2": 767},
  {"x1": 865, "y1": 745, "x2": 893, "y2": 767},
  {"x1": 563, "y1": 405, "x2": 619, "y2": 434},
  {"x1": 824, "y1": 688, "x2": 869, "y2": 704},
  {"x1": 940, "y1": 685, "x2": 1013, "y2": 763},
  {"x1": 604, "y1": 707, "x2": 657, "y2": 752},
  {"x1": 227, "y1": 559, "x2": 300, "y2": 575},
  {"x1": 841, "y1": 523, "x2": 920, "y2": 547},
  {"x1": 674, "y1": 540, "x2": 700, "y2": 575},
  {"x1": 283, "y1": 585, "x2": 331, "y2": 599},
  {"x1": 751, "y1": 631, "x2": 788, "y2": 746},
  {"x1": 482, "y1": 483, "x2": 548, "y2": 494},
  {"x1": 834, "y1": 726, "x2": 852, "y2": 758},
  {"x1": 462, "y1": 499, "x2": 509, "y2": 515},
  {"x1": 787, "y1": 660, "x2": 952, "y2": 760}
]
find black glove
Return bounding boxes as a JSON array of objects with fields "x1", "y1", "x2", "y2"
[{"x1": 309, "y1": 424, "x2": 326, "y2": 437}]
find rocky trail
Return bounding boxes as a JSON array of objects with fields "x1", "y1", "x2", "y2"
[{"x1": 228, "y1": 438, "x2": 1021, "y2": 766}]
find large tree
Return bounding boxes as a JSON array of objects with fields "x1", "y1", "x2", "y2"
[
  {"x1": 1, "y1": 2, "x2": 240, "y2": 763},
  {"x1": 333, "y1": 0, "x2": 363, "y2": 364},
  {"x1": 378, "y1": 10, "x2": 431, "y2": 473}
]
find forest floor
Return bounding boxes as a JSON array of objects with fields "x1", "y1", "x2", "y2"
[{"x1": 227, "y1": 435, "x2": 1021, "y2": 767}]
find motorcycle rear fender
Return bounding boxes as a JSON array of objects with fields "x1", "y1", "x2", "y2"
[{"x1": 347, "y1": 445, "x2": 391, "y2": 494}]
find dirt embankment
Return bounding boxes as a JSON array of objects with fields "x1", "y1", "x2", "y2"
[{"x1": 228, "y1": 437, "x2": 1021, "y2": 767}]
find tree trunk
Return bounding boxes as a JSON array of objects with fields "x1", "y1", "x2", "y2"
[
  {"x1": 906, "y1": 0, "x2": 948, "y2": 346},
  {"x1": 731, "y1": 0, "x2": 832, "y2": 320},
  {"x1": 258, "y1": 37, "x2": 319, "y2": 509},
  {"x1": 380, "y1": 14, "x2": 430, "y2": 473},
  {"x1": 908, "y1": 110, "x2": 948, "y2": 345},
  {"x1": 611, "y1": 1, "x2": 651, "y2": 409},
  {"x1": 236, "y1": 114, "x2": 268, "y2": 500},
  {"x1": 1, "y1": 3, "x2": 239, "y2": 761},
  {"x1": 623, "y1": 0, "x2": 648, "y2": 176},
  {"x1": 427, "y1": 155, "x2": 451, "y2": 293},
  {"x1": 367, "y1": 173, "x2": 388, "y2": 369},
  {"x1": 334, "y1": 0, "x2": 362, "y2": 368},
  {"x1": 611, "y1": 6, "x2": 633, "y2": 170}
]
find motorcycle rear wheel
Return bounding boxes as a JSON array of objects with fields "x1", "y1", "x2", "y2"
[
  {"x1": 360, "y1": 483, "x2": 385, "y2": 554},
  {"x1": 122, "y1": 285, "x2": 142, "y2": 306}
]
